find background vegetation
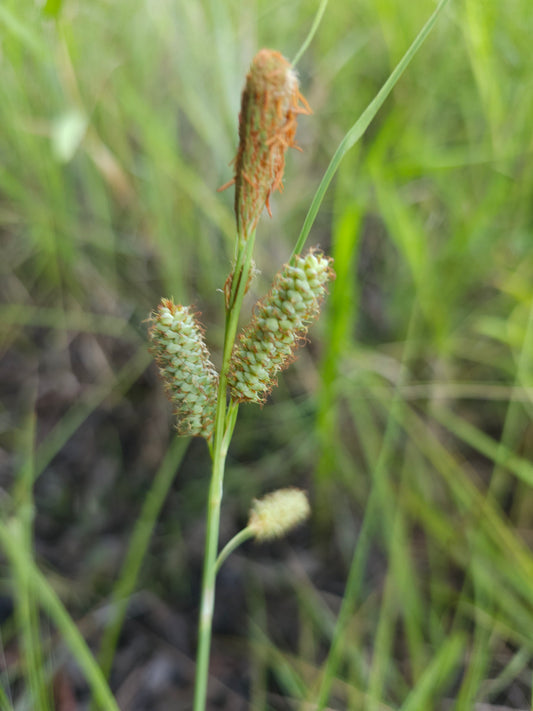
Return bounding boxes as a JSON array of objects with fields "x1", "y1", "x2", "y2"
[{"x1": 1, "y1": 0, "x2": 533, "y2": 708}]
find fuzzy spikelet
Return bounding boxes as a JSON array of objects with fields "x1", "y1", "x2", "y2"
[
  {"x1": 228, "y1": 249, "x2": 335, "y2": 403},
  {"x1": 148, "y1": 299, "x2": 219, "y2": 438},
  {"x1": 248, "y1": 488, "x2": 310, "y2": 541},
  {"x1": 232, "y1": 49, "x2": 311, "y2": 239}
]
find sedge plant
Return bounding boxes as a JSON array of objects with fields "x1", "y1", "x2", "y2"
[
  {"x1": 148, "y1": 49, "x2": 333, "y2": 709},
  {"x1": 0, "y1": 4, "x2": 448, "y2": 706},
  {"x1": 0, "y1": 0, "x2": 505, "y2": 707},
  {"x1": 147, "y1": 1, "x2": 451, "y2": 701}
]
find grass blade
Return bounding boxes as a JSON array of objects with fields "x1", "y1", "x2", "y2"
[
  {"x1": 290, "y1": 0, "x2": 451, "y2": 260},
  {"x1": 0, "y1": 521, "x2": 119, "y2": 711},
  {"x1": 97, "y1": 436, "x2": 189, "y2": 681}
]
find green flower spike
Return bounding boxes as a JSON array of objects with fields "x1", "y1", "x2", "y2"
[
  {"x1": 248, "y1": 488, "x2": 311, "y2": 541},
  {"x1": 148, "y1": 299, "x2": 219, "y2": 439},
  {"x1": 228, "y1": 249, "x2": 335, "y2": 404}
]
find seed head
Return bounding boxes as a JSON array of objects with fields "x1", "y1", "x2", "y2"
[
  {"x1": 148, "y1": 299, "x2": 219, "y2": 439},
  {"x1": 232, "y1": 49, "x2": 311, "y2": 239},
  {"x1": 248, "y1": 488, "x2": 311, "y2": 541},
  {"x1": 228, "y1": 249, "x2": 335, "y2": 403}
]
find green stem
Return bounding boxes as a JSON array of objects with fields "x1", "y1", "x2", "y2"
[
  {"x1": 11, "y1": 413, "x2": 52, "y2": 710},
  {"x1": 10, "y1": 532, "x2": 51, "y2": 711},
  {"x1": 96, "y1": 436, "x2": 188, "y2": 684},
  {"x1": 0, "y1": 520, "x2": 119, "y2": 711},
  {"x1": 193, "y1": 418, "x2": 227, "y2": 711},
  {"x1": 193, "y1": 231, "x2": 255, "y2": 711},
  {"x1": 0, "y1": 684, "x2": 11, "y2": 710},
  {"x1": 215, "y1": 527, "x2": 254, "y2": 574},
  {"x1": 289, "y1": 0, "x2": 451, "y2": 262},
  {"x1": 291, "y1": 0, "x2": 330, "y2": 67},
  {"x1": 311, "y1": 308, "x2": 420, "y2": 711}
]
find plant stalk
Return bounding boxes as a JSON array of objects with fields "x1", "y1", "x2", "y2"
[
  {"x1": 215, "y1": 527, "x2": 254, "y2": 574},
  {"x1": 0, "y1": 520, "x2": 120, "y2": 711},
  {"x1": 193, "y1": 230, "x2": 255, "y2": 711}
]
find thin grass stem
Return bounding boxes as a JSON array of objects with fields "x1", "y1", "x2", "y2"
[
  {"x1": 0, "y1": 521, "x2": 119, "y2": 711},
  {"x1": 11, "y1": 412, "x2": 51, "y2": 710},
  {"x1": 215, "y1": 527, "x2": 254, "y2": 574},
  {"x1": 96, "y1": 436, "x2": 188, "y2": 683},
  {"x1": 292, "y1": 0, "x2": 330, "y2": 67},
  {"x1": 193, "y1": 230, "x2": 255, "y2": 711},
  {"x1": 289, "y1": 0, "x2": 451, "y2": 262},
  {"x1": 310, "y1": 306, "x2": 421, "y2": 711},
  {"x1": 0, "y1": 684, "x2": 11, "y2": 711},
  {"x1": 34, "y1": 348, "x2": 152, "y2": 481}
]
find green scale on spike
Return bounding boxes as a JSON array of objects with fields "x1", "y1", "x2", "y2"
[
  {"x1": 148, "y1": 300, "x2": 219, "y2": 439},
  {"x1": 228, "y1": 249, "x2": 335, "y2": 404}
]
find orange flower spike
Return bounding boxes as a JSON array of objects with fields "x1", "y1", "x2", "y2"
[{"x1": 233, "y1": 49, "x2": 311, "y2": 239}]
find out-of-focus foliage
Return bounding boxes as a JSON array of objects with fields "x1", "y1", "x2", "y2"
[{"x1": 1, "y1": 0, "x2": 533, "y2": 708}]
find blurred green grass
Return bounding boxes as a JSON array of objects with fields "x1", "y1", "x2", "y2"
[{"x1": 1, "y1": 0, "x2": 533, "y2": 708}]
